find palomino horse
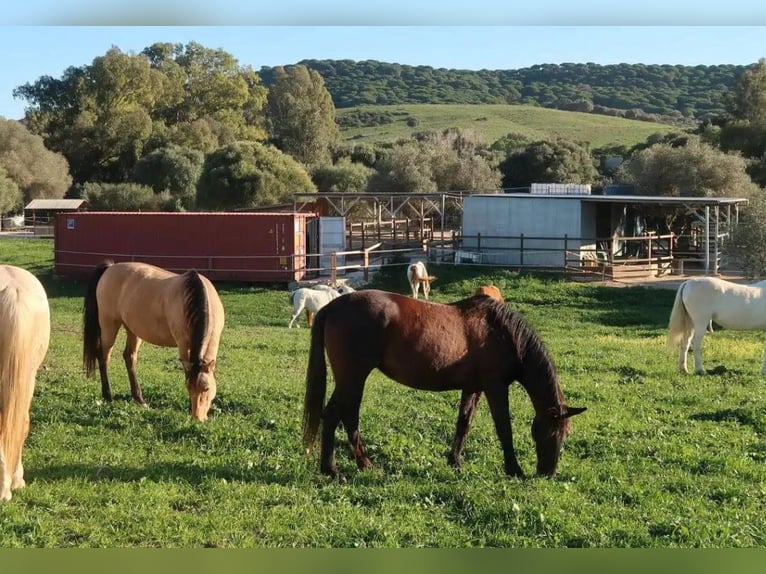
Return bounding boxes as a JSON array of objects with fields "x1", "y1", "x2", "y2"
[
  {"x1": 0, "y1": 265, "x2": 50, "y2": 501},
  {"x1": 407, "y1": 261, "x2": 436, "y2": 300},
  {"x1": 83, "y1": 261, "x2": 225, "y2": 420},
  {"x1": 474, "y1": 285, "x2": 504, "y2": 302},
  {"x1": 302, "y1": 290, "x2": 585, "y2": 479},
  {"x1": 668, "y1": 276, "x2": 766, "y2": 374}
]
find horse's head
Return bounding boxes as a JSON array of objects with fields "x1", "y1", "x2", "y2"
[
  {"x1": 475, "y1": 285, "x2": 503, "y2": 302},
  {"x1": 531, "y1": 405, "x2": 586, "y2": 477},
  {"x1": 183, "y1": 358, "x2": 217, "y2": 421}
]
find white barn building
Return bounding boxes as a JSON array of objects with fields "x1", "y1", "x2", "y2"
[{"x1": 459, "y1": 192, "x2": 748, "y2": 276}]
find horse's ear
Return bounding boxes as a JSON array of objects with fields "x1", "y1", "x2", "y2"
[{"x1": 563, "y1": 406, "x2": 587, "y2": 418}]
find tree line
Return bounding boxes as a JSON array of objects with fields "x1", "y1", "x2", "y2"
[{"x1": 259, "y1": 59, "x2": 743, "y2": 123}]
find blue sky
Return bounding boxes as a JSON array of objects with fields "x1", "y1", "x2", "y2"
[{"x1": 1, "y1": 24, "x2": 765, "y2": 120}]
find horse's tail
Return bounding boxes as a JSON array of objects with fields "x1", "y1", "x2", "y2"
[
  {"x1": 183, "y1": 270, "x2": 209, "y2": 387},
  {"x1": 667, "y1": 281, "x2": 692, "y2": 351},
  {"x1": 82, "y1": 259, "x2": 113, "y2": 378},
  {"x1": 302, "y1": 307, "x2": 329, "y2": 453},
  {"x1": 0, "y1": 284, "x2": 38, "y2": 478}
]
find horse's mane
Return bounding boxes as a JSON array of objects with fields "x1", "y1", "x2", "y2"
[
  {"x1": 183, "y1": 270, "x2": 209, "y2": 385},
  {"x1": 455, "y1": 296, "x2": 561, "y2": 398}
]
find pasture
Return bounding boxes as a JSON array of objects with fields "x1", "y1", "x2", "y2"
[
  {"x1": 337, "y1": 103, "x2": 679, "y2": 149},
  {"x1": 1, "y1": 238, "x2": 766, "y2": 547}
]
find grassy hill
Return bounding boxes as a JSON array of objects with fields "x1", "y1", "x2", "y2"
[{"x1": 337, "y1": 104, "x2": 681, "y2": 149}]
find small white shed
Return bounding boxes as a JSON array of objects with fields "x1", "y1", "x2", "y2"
[{"x1": 461, "y1": 193, "x2": 597, "y2": 267}]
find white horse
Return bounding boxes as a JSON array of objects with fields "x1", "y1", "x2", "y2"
[
  {"x1": 0, "y1": 265, "x2": 50, "y2": 502},
  {"x1": 667, "y1": 276, "x2": 766, "y2": 375},
  {"x1": 288, "y1": 284, "x2": 355, "y2": 328},
  {"x1": 407, "y1": 261, "x2": 436, "y2": 300}
]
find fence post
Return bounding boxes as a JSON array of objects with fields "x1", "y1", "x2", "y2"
[
  {"x1": 564, "y1": 234, "x2": 568, "y2": 267},
  {"x1": 647, "y1": 236, "x2": 652, "y2": 271},
  {"x1": 520, "y1": 233, "x2": 524, "y2": 266},
  {"x1": 477, "y1": 232, "x2": 482, "y2": 254},
  {"x1": 330, "y1": 252, "x2": 337, "y2": 286},
  {"x1": 364, "y1": 249, "x2": 370, "y2": 282}
]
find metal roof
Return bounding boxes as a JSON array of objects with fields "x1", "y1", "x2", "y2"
[
  {"x1": 25, "y1": 199, "x2": 87, "y2": 210},
  {"x1": 470, "y1": 193, "x2": 748, "y2": 206}
]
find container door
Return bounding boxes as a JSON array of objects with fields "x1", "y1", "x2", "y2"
[{"x1": 319, "y1": 216, "x2": 346, "y2": 276}]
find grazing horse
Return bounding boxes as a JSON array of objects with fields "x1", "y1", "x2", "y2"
[
  {"x1": 288, "y1": 284, "x2": 355, "y2": 328},
  {"x1": 668, "y1": 276, "x2": 766, "y2": 375},
  {"x1": 82, "y1": 260, "x2": 225, "y2": 420},
  {"x1": 475, "y1": 285, "x2": 504, "y2": 302},
  {"x1": 0, "y1": 265, "x2": 50, "y2": 501},
  {"x1": 302, "y1": 290, "x2": 586, "y2": 479},
  {"x1": 407, "y1": 261, "x2": 436, "y2": 300}
]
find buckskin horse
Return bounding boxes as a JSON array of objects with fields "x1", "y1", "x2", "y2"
[
  {"x1": 82, "y1": 260, "x2": 225, "y2": 420},
  {"x1": 0, "y1": 265, "x2": 50, "y2": 501},
  {"x1": 302, "y1": 289, "x2": 585, "y2": 479}
]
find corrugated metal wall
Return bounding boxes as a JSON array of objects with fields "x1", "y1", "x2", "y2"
[
  {"x1": 54, "y1": 212, "x2": 316, "y2": 282},
  {"x1": 461, "y1": 195, "x2": 585, "y2": 266}
]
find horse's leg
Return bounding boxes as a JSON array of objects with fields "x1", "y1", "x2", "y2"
[
  {"x1": 123, "y1": 330, "x2": 147, "y2": 406},
  {"x1": 97, "y1": 320, "x2": 121, "y2": 402},
  {"x1": 413, "y1": 281, "x2": 420, "y2": 299},
  {"x1": 340, "y1": 385, "x2": 372, "y2": 471},
  {"x1": 0, "y1": 442, "x2": 9, "y2": 501},
  {"x1": 10, "y1": 412, "x2": 30, "y2": 491},
  {"x1": 319, "y1": 390, "x2": 343, "y2": 479},
  {"x1": 289, "y1": 301, "x2": 304, "y2": 328},
  {"x1": 679, "y1": 330, "x2": 693, "y2": 373},
  {"x1": 484, "y1": 385, "x2": 524, "y2": 478},
  {"x1": 448, "y1": 390, "x2": 482, "y2": 470},
  {"x1": 306, "y1": 310, "x2": 314, "y2": 327},
  {"x1": 691, "y1": 323, "x2": 708, "y2": 375}
]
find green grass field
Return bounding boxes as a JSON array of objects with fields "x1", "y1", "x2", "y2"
[
  {"x1": 1, "y1": 238, "x2": 766, "y2": 547},
  {"x1": 337, "y1": 104, "x2": 680, "y2": 149}
]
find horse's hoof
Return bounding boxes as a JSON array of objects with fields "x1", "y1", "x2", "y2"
[
  {"x1": 447, "y1": 454, "x2": 463, "y2": 470},
  {"x1": 11, "y1": 477, "x2": 25, "y2": 490},
  {"x1": 695, "y1": 369, "x2": 707, "y2": 376},
  {"x1": 357, "y1": 458, "x2": 373, "y2": 471}
]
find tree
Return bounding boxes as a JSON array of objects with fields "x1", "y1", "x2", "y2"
[
  {"x1": 726, "y1": 190, "x2": 766, "y2": 278},
  {"x1": 0, "y1": 168, "x2": 21, "y2": 214},
  {"x1": 14, "y1": 42, "x2": 268, "y2": 185},
  {"x1": 498, "y1": 138, "x2": 598, "y2": 189},
  {"x1": 196, "y1": 142, "x2": 316, "y2": 210},
  {"x1": 619, "y1": 136, "x2": 758, "y2": 198},
  {"x1": 133, "y1": 145, "x2": 204, "y2": 209},
  {"x1": 728, "y1": 59, "x2": 766, "y2": 126},
  {"x1": 0, "y1": 117, "x2": 72, "y2": 203},
  {"x1": 368, "y1": 142, "x2": 437, "y2": 193},
  {"x1": 82, "y1": 182, "x2": 169, "y2": 211},
  {"x1": 265, "y1": 65, "x2": 340, "y2": 166},
  {"x1": 312, "y1": 158, "x2": 374, "y2": 193},
  {"x1": 368, "y1": 132, "x2": 501, "y2": 193}
]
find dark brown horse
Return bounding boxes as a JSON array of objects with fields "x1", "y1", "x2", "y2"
[{"x1": 302, "y1": 289, "x2": 585, "y2": 479}]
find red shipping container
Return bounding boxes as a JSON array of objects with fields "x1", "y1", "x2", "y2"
[{"x1": 54, "y1": 212, "x2": 317, "y2": 283}]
